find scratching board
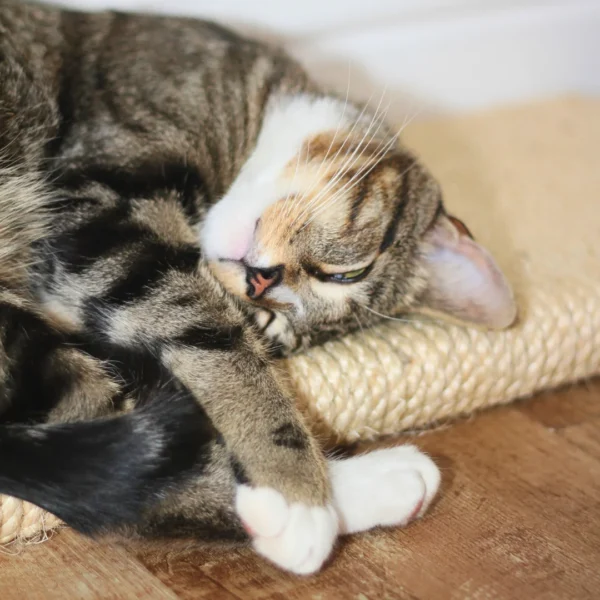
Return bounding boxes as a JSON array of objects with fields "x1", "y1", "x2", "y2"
[{"x1": 2, "y1": 97, "x2": 599, "y2": 545}]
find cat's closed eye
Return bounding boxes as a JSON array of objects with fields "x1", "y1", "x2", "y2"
[{"x1": 306, "y1": 264, "x2": 372, "y2": 284}]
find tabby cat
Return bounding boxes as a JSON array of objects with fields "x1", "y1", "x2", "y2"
[{"x1": 0, "y1": 1, "x2": 516, "y2": 574}]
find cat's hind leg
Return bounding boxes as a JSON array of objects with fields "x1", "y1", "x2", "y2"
[{"x1": 329, "y1": 445, "x2": 440, "y2": 535}]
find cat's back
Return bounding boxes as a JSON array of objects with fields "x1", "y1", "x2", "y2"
[{"x1": 0, "y1": 1, "x2": 300, "y2": 89}]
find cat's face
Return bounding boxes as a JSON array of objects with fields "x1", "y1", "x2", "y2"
[{"x1": 201, "y1": 96, "x2": 516, "y2": 350}]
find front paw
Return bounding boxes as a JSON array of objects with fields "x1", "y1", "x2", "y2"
[
  {"x1": 236, "y1": 485, "x2": 338, "y2": 575},
  {"x1": 253, "y1": 310, "x2": 307, "y2": 357}
]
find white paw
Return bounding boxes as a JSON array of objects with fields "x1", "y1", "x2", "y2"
[
  {"x1": 253, "y1": 309, "x2": 299, "y2": 354},
  {"x1": 235, "y1": 485, "x2": 338, "y2": 575},
  {"x1": 329, "y1": 445, "x2": 441, "y2": 535}
]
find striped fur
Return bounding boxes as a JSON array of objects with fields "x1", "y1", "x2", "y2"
[{"x1": 0, "y1": 1, "x2": 512, "y2": 569}]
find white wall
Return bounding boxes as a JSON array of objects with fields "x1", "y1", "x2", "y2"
[{"x1": 43, "y1": 0, "x2": 600, "y2": 116}]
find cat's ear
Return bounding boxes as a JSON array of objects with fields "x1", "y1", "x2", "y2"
[{"x1": 418, "y1": 214, "x2": 517, "y2": 329}]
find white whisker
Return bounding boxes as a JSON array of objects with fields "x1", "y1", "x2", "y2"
[
  {"x1": 282, "y1": 61, "x2": 353, "y2": 223},
  {"x1": 300, "y1": 101, "x2": 393, "y2": 223},
  {"x1": 289, "y1": 87, "x2": 383, "y2": 230},
  {"x1": 357, "y1": 303, "x2": 414, "y2": 324},
  {"x1": 292, "y1": 89, "x2": 390, "y2": 230},
  {"x1": 300, "y1": 106, "x2": 423, "y2": 230}
]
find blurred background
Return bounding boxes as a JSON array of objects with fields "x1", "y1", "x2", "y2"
[{"x1": 40, "y1": 0, "x2": 600, "y2": 120}]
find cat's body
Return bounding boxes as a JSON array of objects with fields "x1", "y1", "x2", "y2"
[{"x1": 0, "y1": 1, "x2": 515, "y2": 573}]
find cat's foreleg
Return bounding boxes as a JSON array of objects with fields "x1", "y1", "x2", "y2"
[{"x1": 164, "y1": 341, "x2": 338, "y2": 575}]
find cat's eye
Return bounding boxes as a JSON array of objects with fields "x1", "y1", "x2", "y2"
[
  {"x1": 329, "y1": 267, "x2": 368, "y2": 282},
  {"x1": 308, "y1": 265, "x2": 371, "y2": 284}
]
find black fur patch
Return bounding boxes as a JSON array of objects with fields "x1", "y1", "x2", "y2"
[
  {"x1": 0, "y1": 376, "x2": 215, "y2": 535},
  {"x1": 0, "y1": 304, "x2": 68, "y2": 423},
  {"x1": 173, "y1": 324, "x2": 243, "y2": 352},
  {"x1": 102, "y1": 243, "x2": 201, "y2": 305},
  {"x1": 271, "y1": 422, "x2": 308, "y2": 450},
  {"x1": 43, "y1": 11, "x2": 87, "y2": 158},
  {"x1": 347, "y1": 177, "x2": 369, "y2": 229},
  {"x1": 230, "y1": 454, "x2": 250, "y2": 485},
  {"x1": 56, "y1": 162, "x2": 208, "y2": 222},
  {"x1": 379, "y1": 174, "x2": 410, "y2": 253},
  {"x1": 52, "y1": 203, "x2": 144, "y2": 274},
  {"x1": 66, "y1": 338, "x2": 172, "y2": 410}
]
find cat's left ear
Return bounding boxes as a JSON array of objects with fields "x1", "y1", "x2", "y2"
[{"x1": 418, "y1": 214, "x2": 517, "y2": 329}]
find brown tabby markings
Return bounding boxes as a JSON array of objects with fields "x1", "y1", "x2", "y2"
[{"x1": 0, "y1": 0, "x2": 515, "y2": 547}]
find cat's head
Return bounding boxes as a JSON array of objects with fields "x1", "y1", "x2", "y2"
[{"x1": 200, "y1": 95, "x2": 516, "y2": 349}]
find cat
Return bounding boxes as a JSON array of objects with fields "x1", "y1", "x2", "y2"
[{"x1": 0, "y1": 1, "x2": 516, "y2": 574}]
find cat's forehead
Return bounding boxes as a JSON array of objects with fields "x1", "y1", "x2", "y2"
[{"x1": 301, "y1": 225, "x2": 378, "y2": 265}]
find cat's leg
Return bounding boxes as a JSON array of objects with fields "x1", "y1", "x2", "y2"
[
  {"x1": 235, "y1": 445, "x2": 440, "y2": 572},
  {"x1": 329, "y1": 445, "x2": 441, "y2": 534},
  {"x1": 141, "y1": 442, "x2": 440, "y2": 574},
  {"x1": 38, "y1": 195, "x2": 337, "y2": 571},
  {"x1": 161, "y1": 332, "x2": 338, "y2": 575}
]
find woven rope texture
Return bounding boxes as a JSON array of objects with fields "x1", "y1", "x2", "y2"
[{"x1": 2, "y1": 97, "x2": 598, "y2": 545}]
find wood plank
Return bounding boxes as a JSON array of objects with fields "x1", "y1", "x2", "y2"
[
  {"x1": 2, "y1": 383, "x2": 600, "y2": 599},
  {"x1": 0, "y1": 529, "x2": 179, "y2": 600},
  {"x1": 132, "y1": 403, "x2": 600, "y2": 600},
  {"x1": 403, "y1": 409, "x2": 600, "y2": 600},
  {"x1": 517, "y1": 378, "x2": 600, "y2": 430},
  {"x1": 560, "y1": 419, "x2": 600, "y2": 458},
  {"x1": 132, "y1": 541, "x2": 243, "y2": 600}
]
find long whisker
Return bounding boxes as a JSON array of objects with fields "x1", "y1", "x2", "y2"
[
  {"x1": 305, "y1": 129, "x2": 411, "y2": 228},
  {"x1": 299, "y1": 129, "x2": 398, "y2": 230},
  {"x1": 356, "y1": 303, "x2": 415, "y2": 324},
  {"x1": 294, "y1": 94, "x2": 425, "y2": 229},
  {"x1": 300, "y1": 101, "x2": 393, "y2": 223},
  {"x1": 291, "y1": 88, "x2": 389, "y2": 231},
  {"x1": 300, "y1": 106, "x2": 423, "y2": 230},
  {"x1": 303, "y1": 88, "x2": 388, "y2": 210},
  {"x1": 288, "y1": 87, "x2": 383, "y2": 231},
  {"x1": 325, "y1": 102, "x2": 424, "y2": 210},
  {"x1": 282, "y1": 61, "x2": 354, "y2": 223}
]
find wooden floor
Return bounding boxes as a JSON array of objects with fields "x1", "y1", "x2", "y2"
[{"x1": 1, "y1": 380, "x2": 599, "y2": 600}]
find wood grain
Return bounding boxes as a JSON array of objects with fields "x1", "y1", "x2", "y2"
[{"x1": 1, "y1": 380, "x2": 599, "y2": 599}]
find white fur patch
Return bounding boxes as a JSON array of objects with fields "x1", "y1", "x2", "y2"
[
  {"x1": 236, "y1": 486, "x2": 338, "y2": 575},
  {"x1": 237, "y1": 445, "x2": 440, "y2": 575},
  {"x1": 200, "y1": 94, "x2": 354, "y2": 262},
  {"x1": 329, "y1": 445, "x2": 441, "y2": 535}
]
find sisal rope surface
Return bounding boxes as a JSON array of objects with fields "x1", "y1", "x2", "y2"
[
  {"x1": 0, "y1": 497, "x2": 61, "y2": 546},
  {"x1": 290, "y1": 96, "x2": 600, "y2": 441},
  {"x1": 2, "y1": 97, "x2": 599, "y2": 545}
]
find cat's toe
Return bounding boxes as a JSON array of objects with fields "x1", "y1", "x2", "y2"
[
  {"x1": 254, "y1": 502, "x2": 338, "y2": 575},
  {"x1": 253, "y1": 309, "x2": 274, "y2": 331},
  {"x1": 390, "y1": 445, "x2": 441, "y2": 516},
  {"x1": 235, "y1": 486, "x2": 338, "y2": 575},
  {"x1": 235, "y1": 485, "x2": 289, "y2": 537},
  {"x1": 330, "y1": 445, "x2": 441, "y2": 534}
]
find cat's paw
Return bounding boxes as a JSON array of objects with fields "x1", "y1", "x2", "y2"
[
  {"x1": 330, "y1": 445, "x2": 441, "y2": 535},
  {"x1": 235, "y1": 485, "x2": 338, "y2": 574},
  {"x1": 253, "y1": 309, "x2": 304, "y2": 356}
]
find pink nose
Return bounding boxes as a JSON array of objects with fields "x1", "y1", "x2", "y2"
[{"x1": 246, "y1": 265, "x2": 283, "y2": 299}]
